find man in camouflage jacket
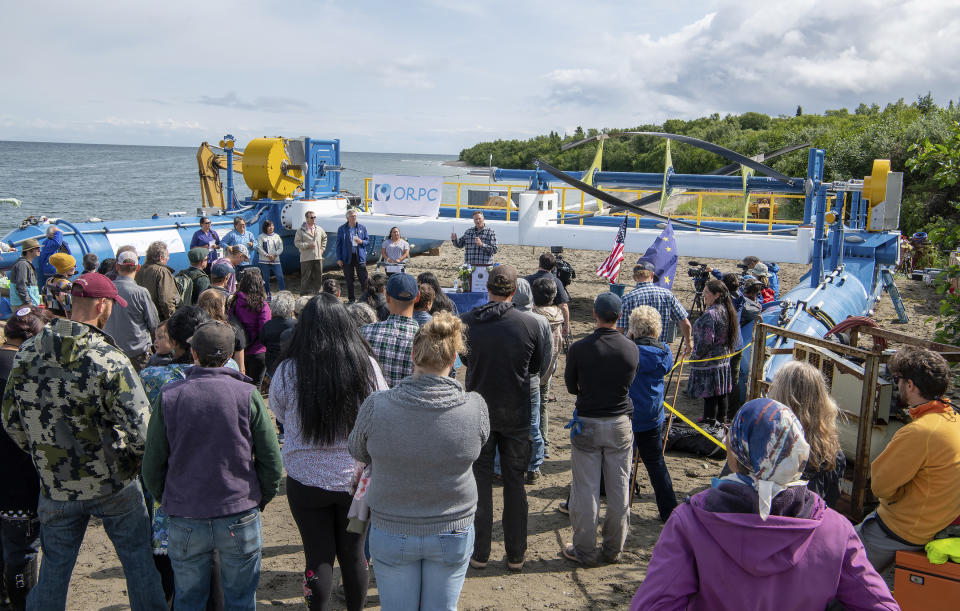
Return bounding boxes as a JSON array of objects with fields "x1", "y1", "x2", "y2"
[{"x1": 1, "y1": 273, "x2": 166, "y2": 610}]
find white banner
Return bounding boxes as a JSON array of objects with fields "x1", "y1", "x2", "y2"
[
  {"x1": 105, "y1": 229, "x2": 186, "y2": 258},
  {"x1": 371, "y1": 175, "x2": 443, "y2": 217}
]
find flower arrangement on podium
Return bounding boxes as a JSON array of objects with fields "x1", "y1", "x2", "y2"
[{"x1": 456, "y1": 264, "x2": 474, "y2": 292}]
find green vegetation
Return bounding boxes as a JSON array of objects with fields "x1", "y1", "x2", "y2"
[{"x1": 459, "y1": 96, "x2": 960, "y2": 242}]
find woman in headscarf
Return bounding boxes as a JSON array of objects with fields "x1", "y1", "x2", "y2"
[{"x1": 631, "y1": 398, "x2": 898, "y2": 611}]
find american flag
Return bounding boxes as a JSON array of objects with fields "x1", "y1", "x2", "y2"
[{"x1": 596, "y1": 216, "x2": 628, "y2": 282}]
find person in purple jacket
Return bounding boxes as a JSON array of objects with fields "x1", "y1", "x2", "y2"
[
  {"x1": 631, "y1": 398, "x2": 899, "y2": 611},
  {"x1": 228, "y1": 268, "x2": 272, "y2": 390}
]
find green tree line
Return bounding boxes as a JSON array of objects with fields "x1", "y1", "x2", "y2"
[{"x1": 459, "y1": 95, "x2": 960, "y2": 243}]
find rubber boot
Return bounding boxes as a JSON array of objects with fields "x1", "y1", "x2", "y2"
[{"x1": 4, "y1": 557, "x2": 38, "y2": 611}]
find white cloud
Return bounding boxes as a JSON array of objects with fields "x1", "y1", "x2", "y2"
[
  {"x1": 0, "y1": 0, "x2": 958, "y2": 152},
  {"x1": 542, "y1": 0, "x2": 960, "y2": 121}
]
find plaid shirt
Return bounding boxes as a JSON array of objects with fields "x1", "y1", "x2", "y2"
[
  {"x1": 360, "y1": 315, "x2": 419, "y2": 388},
  {"x1": 452, "y1": 226, "x2": 498, "y2": 266},
  {"x1": 617, "y1": 281, "x2": 688, "y2": 343}
]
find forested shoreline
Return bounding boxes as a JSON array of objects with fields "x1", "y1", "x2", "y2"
[{"x1": 458, "y1": 96, "x2": 960, "y2": 247}]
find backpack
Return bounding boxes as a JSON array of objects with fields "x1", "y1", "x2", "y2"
[
  {"x1": 173, "y1": 269, "x2": 194, "y2": 306},
  {"x1": 555, "y1": 255, "x2": 576, "y2": 287},
  {"x1": 664, "y1": 421, "x2": 726, "y2": 459}
]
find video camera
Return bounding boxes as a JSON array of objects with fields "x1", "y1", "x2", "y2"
[{"x1": 687, "y1": 260, "x2": 710, "y2": 292}]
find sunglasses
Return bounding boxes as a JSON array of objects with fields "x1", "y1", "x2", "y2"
[
  {"x1": 307, "y1": 216, "x2": 316, "y2": 220},
  {"x1": 202, "y1": 221, "x2": 212, "y2": 225}
]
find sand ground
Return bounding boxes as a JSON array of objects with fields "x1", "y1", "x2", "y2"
[{"x1": 60, "y1": 242, "x2": 942, "y2": 609}]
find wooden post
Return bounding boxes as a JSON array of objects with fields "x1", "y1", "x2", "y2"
[
  {"x1": 747, "y1": 323, "x2": 769, "y2": 401},
  {"x1": 850, "y1": 348, "x2": 881, "y2": 521}
]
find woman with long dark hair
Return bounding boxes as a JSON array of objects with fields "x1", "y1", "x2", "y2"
[
  {"x1": 269, "y1": 293, "x2": 387, "y2": 610},
  {"x1": 689, "y1": 279, "x2": 738, "y2": 424},
  {"x1": 417, "y1": 271, "x2": 458, "y2": 316},
  {"x1": 228, "y1": 268, "x2": 271, "y2": 389},
  {"x1": 0, "y1": 306, "x2": 54, "y2": 609}
]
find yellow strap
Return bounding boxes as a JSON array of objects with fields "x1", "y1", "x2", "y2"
[
  {"x1": 660, "y1": 332, "x2": 779, "y2": 451},
  {"x1": 663, "y1": 399, "x2": 726, "y2": 450}
]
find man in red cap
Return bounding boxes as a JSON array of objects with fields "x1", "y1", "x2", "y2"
[{"x1": 1, "y1": 273, "x2": 167, "y2": 609}]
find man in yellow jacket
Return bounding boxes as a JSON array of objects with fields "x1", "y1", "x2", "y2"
[{"x1": 857, "y1": 346, "x2": 960, "y2": 577}]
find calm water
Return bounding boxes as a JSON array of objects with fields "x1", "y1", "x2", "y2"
[{"x1": 0, "y1": 141, "x2": 473, "y2": 236}]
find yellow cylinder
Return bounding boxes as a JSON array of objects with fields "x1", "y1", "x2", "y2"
[{"x1": 241, "y1": 138, "x2": 303, "y2": 200}]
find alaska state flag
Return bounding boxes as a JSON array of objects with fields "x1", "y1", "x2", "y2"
[{"x1": 638, "y1": 220, "x2": 678, "y2": 289}]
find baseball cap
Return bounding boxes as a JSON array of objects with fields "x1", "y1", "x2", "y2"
[
  {"x1": 487, "y1": 264, "x2": 518, "y2": 296},
  {"x1": 116, "y1": 250, "x2": 139, "y2": 267},
  {"x1": 233, "y1": 244, "x2": 250, "y2": 261},
  {"x1": 188, "y1": 320, "x2": 235, "y2": 363},
  {"x1": 187, "y1": 247, "x2": 208, "y2": 264},
  {"x1": 386, "y1": 273, "x2": 419, "y2": 301},
  {"x1": 211, "y1": 261, "x2": 234, "y2": 280},
  {"x1": 49, "y1": 253, "x2": 76, "y2": 275},
  {"x1": 635, "y1": 260, "x2": 656, "y2": 273},
  {"x1": 752, "y1": 262, "x2": 769, "y2": 278},
  {"x1": 70, "y1": 273, "x2": 128, "y2": 307},
  {"x1": 594, "y1": 292, "x2": 622, "y2": 318},
  {"x1": 20, "y1": 238, "x2": 40, "y2": 253}
]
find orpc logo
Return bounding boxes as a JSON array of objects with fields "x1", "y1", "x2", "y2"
[{"x1": 374, "y1": 183, "x2": 391, "y2": 201}]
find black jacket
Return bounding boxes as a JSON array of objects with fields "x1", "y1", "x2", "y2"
[
  {"x1": 0, "y1": 349, "x2": 40, "y2": 512},
  {"x1": 461, "y1": 301, "x2": 544, "y2": 432},
  {"x1": 565, "y1": 327, "x2": 639, "y2": 418}
]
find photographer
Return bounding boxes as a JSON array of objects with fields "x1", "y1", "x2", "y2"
[{"x1": 706, "y1": 256, "x2": 780, "y2": 299}]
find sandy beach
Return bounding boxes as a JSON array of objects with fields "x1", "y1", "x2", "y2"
[{"x1": 56, "y1": 243, "x2": 941, "y2": 610}]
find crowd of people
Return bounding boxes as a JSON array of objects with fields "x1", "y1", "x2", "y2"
[{"x1": 0, "y1": 223, "x2": 959, "y2": 610}]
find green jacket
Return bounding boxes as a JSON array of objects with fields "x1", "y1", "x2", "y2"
[
  {"x1": 176, "y1": 266, "x2": 211, "y2": 306},
  {"x1": 1, "y1": 318, "x2": 151, "y2": 501}
]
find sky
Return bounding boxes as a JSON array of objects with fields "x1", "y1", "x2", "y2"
[{"x1": 1, "y1": 0, "x2": 959, "y2": 154}]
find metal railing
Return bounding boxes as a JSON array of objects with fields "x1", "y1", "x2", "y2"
[{"x1": 363, "y1": 178, "x2": 826, "y2": 229}]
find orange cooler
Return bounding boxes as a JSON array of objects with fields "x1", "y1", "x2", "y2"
[{"x1": 893, "y1": 550, "x2": 960, "y2": 610}]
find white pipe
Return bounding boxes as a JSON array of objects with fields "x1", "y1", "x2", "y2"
[{"x1": 309, "y1": 191, "x2": 815, "y2": 264}]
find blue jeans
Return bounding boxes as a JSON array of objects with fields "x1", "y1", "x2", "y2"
[
  {"x1": 259, "y1": 263, "x2": 285, "y2": 295},
  {"x1": 529, "y1": 385, "x2": 545, "y2": 471},
  {"x1": 369, "y1": 524, "x2": 474, "y2": 611},
  {"x1": 30, "y1": 479, "x2": 166, "y2": 610},
  {"x1": 167, "y1": 509, "x2": 262, "y2": 611}
]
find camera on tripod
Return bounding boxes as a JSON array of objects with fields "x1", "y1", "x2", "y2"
[
  {"x1": 736, "y1": 263, "x2": 749, "y2": 271},
  {"x1": 687, "y1": 260, "x2": 710, "y2": 285},
  {"x1": 687, "y1": 261, "x2": 711, "y2": 315}
]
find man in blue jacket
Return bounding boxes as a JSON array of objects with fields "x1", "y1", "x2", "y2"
[
  {"x1": 336, "y1": 209, "x2": 370, "y2": 302},
  {"x1": 38, "y1": 226, "x2": 72, "y2": 283}
]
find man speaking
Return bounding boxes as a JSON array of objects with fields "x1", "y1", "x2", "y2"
[{"x1": 451, "y1": 210, "x2": 498, "y2": 266}]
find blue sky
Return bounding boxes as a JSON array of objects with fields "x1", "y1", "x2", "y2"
[{"x1": 1, "y1": 0, "x2": 958, "y2": 154}]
